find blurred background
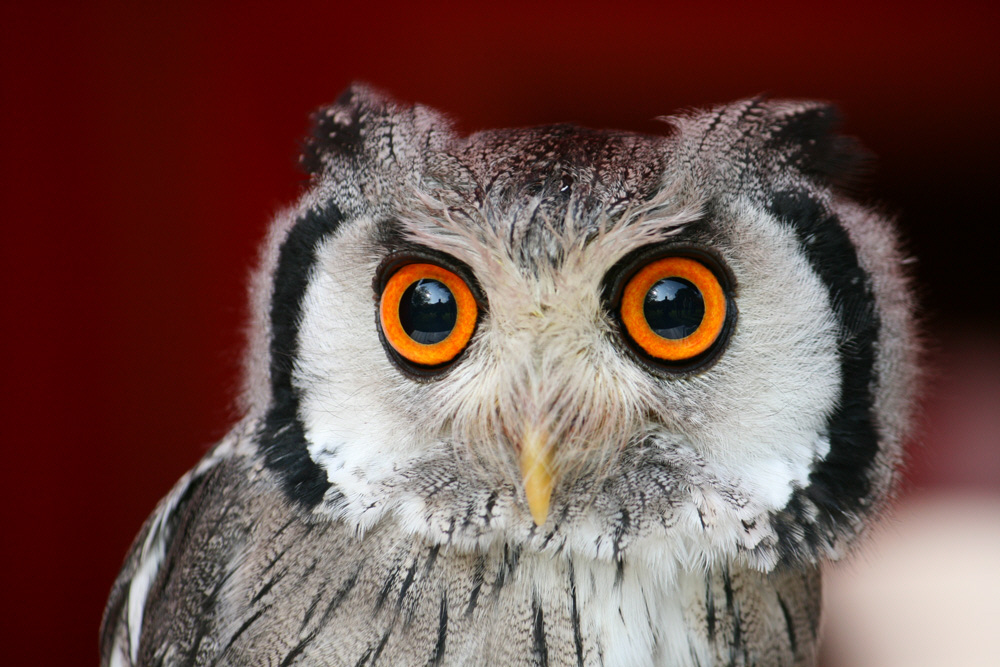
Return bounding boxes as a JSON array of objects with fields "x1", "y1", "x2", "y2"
[{"x1": 2, "y1": 2, "x2": 997, "y2": 664}]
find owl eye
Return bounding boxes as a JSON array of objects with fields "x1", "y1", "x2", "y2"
[
  {"x1": 619, "y1": 256, "x2": 727, "y2": 362},
  {"x1": 379, "y1": 263, "x2": 478, "y2": 367}
]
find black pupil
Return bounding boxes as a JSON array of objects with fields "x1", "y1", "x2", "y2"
[
  {"x1": 643, "y1": 277, "x2": 704, "y2": 340},
  {"x1": 399, "y1": 279, "x2": 457, "y2": 344}
]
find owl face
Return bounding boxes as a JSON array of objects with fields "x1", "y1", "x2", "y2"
[{"x1": 251, "y1": 87, "x2": 916, "y2": 574}]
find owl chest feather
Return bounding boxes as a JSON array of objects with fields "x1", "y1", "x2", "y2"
[{"x1": 123, "y1": 456, "x2": 817, "y2": 666}]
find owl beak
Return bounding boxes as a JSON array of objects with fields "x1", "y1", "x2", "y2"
[{"x1": 520, "y1": 428, "x2": 554, "y2": 526}]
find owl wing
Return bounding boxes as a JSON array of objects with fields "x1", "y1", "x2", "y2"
[
  {"x1": 100, "y1": 445, "x2": 574, "y2": 666},
  {"x1": 100, "y1": 442, "x2": 235, "y2": 667}
]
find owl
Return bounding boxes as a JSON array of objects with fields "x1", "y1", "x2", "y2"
[{"x1": 101, "y1": 85, "x2": 918, "y2": 666}]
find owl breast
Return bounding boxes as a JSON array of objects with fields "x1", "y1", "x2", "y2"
[{"x1": 125, "y1": 455, "x2": 816, "y2": 667}]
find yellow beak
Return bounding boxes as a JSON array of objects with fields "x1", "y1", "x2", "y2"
[{"x1": 519, "y1": 428, "x2": 554, "y2": 526}]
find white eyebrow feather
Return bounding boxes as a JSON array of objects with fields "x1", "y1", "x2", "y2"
[{"x1": 396, "y1": 180, "x2": 705, "y2": 282}]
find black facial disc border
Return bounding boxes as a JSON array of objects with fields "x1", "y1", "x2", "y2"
[
  {"x1": 764, "y1": 189, "x2": 881, "y2": 563},
  {"x1": 258, "y1": 205, "x2": 344, "y2": 509}
]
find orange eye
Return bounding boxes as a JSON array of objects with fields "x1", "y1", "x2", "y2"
[
  {"x1": 379, "y1": 263, "x2": 478, "y2": 367},
  {"x1": 620, "y1": 256, "x2": 727, "y2": 361}
]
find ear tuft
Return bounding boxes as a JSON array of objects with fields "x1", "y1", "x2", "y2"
[
  {"x1": 767, "y1": 103, "x2": 871, "y2": 190},
  {"x1": 300, "y1": 83, "x2": 395, "y2": 176}
]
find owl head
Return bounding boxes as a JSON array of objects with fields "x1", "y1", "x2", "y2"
[{"x1": 242, "y1": 85, "x2": 917, "y2": 578}]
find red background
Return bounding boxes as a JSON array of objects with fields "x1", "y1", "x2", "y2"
[{"x1": 2, "y1": 3, "x2": 998, "y2": 663}]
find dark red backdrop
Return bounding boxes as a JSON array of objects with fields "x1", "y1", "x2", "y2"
[{"x1": 3, "y1": 3, "x2": 998, "y2": 663}]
